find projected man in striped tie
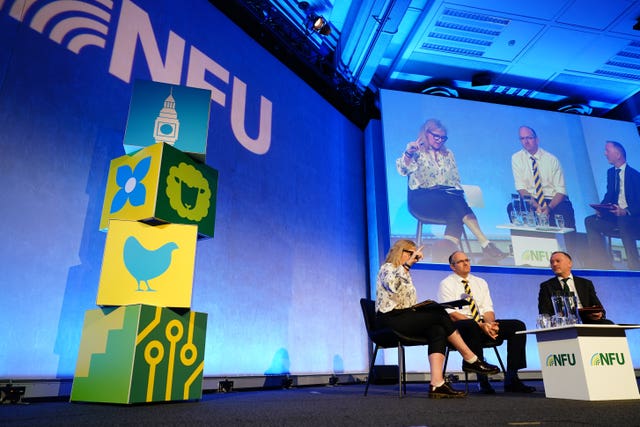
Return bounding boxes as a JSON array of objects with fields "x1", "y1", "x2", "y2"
[
  {"x1": 438, "y1": 251, "x2": 535, "y2": 394},
  {"x1": 509, "y1": 125, "x2": 577, "y2": 254}
]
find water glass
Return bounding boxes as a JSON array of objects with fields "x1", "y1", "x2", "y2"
[
  {"x1": 536, "y1": 314, "x2": 551, "y2": 329},
  {"x1": 510, "y1": 210, "x2": 523, "y2": 225},
  {"x1": 551, "y1": 315, "x2": 566, "y2": 327},
  {"x1": 554, "y1": 214, "x2": 565, "y2": 229},
  {"x1": 526, "y1": 210, "x2": 537, "y2": 227},
  {"x1": 537, "y1": 212, "x2": 549, "y2": 227}
]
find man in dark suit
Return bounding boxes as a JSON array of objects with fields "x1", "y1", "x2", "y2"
[
  {"x1": 585, "y1": 141, "x2": 640, "y2": 270},
  {"x1": 539, "y1": 251, "x2": 613, "y2": 324}
]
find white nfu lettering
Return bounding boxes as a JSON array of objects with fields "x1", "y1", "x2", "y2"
[{"x1": 109, "y1": 0, "x2": 272, "y2": 154}]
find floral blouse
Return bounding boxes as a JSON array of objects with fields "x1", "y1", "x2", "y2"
[
  {"x1": 375, "y1": 262, "x2": 417, "y2": 313},
  {"x1": 396, "y1": 148, "x2": 462, "y2": 190}
]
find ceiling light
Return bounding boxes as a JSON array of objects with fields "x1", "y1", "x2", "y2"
[
  {"x1": 310, "y1": 15, "x2": 331, "y2": 35},
  {"x1": 471, "y1": 71, "x2": 493, "y2": 87}
]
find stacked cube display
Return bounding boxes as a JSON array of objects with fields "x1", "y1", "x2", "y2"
[{"x1": 71, "y1": 81, "x2": 216, "y2": 404}]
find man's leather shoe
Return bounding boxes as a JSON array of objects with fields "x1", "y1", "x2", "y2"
[
  {"x1": 504, "y1": 378, "x2": 536, "y2": 393},
  {"x1": 429, "y1": 381, "x2": 467, "y2": 399},
  {"x1": 462, "y1": 359, "x2": 500, "y2": 375}
]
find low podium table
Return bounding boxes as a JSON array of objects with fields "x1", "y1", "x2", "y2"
[
  {"x1": 496, "y1": 224, "x2": 573, "y2": 267},
  {"x1": 519, "y1": 324, "x2": 640, "y2": 400}
]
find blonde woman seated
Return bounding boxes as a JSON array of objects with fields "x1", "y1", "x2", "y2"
[{"x1": 376, "y1": 239, "x2": 499, "y2": 398}]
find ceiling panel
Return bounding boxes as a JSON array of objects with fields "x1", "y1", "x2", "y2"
[{"x1": 214, "y1": 0, "x2": 640, "y2": 126}]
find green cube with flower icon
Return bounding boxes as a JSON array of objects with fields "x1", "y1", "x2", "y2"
[{"x1": 99, "y1": 143, "x2": 218, "y2": 238}]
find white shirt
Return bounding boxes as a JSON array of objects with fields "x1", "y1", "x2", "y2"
[
  {"x1": 617, "y1": 163, "x2": 628, "y2": 209},
  {"x1": 437, "y1": 273, "x2": 494, "y2": 319},
  {"x1": 512, "y1": 148, "x2": 567, "y2": 198}
]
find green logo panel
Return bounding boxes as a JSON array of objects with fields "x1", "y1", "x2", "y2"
[{"x1": 71, "y1": 305, "x2": 208, "y2": 404}]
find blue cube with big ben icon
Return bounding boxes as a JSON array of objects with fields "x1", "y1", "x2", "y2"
[
  {"x1": 99, "y1": 142, "x2": 218, "y2": 238},
  {"x1": 123, "y1": 80, "x2": 212, "y2": 162}
]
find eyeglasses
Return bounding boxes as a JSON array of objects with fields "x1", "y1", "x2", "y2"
[
  {"x1": 427, "y1": 130, "x2": 448, "y2": 142},
  {"x1": 519, "y1": 136, "x2": 536, "y2": 141},
  {"x1": 454, "y1": 258, "x2": 470, "y2": 265}
]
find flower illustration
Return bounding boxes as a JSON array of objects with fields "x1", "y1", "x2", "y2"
[{"x1": 110, "y1": 156, "x2": 152, "y2": 213}]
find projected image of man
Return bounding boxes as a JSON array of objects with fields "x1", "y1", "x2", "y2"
[
  {"x1": 585, "y1": 141, "x2": 640, "y2": 270},
  {"x1": 508, "y1": 126, "x2": 576, "y2": 254}
]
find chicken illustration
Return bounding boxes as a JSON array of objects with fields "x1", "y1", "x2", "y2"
[{"x1": 123, "y1": 236, "x2": 179, "y2": 292}]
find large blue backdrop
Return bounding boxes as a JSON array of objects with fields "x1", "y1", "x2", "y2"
[
  {"x1": 0, "y1": 0, "x2": 367, "y2": 379},
  {"x1": 1, "y1": 0, "x2": 639, "y2": 386}
]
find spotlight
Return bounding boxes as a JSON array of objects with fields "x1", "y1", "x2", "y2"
[
  {"x1": 421, "y1": 86, "x2": 459, "y2": 97},
  {"x1": 471, "y1": 71, "x2": 493, "y2": 87},
  {"x1": 0, "y1": 384, "x2": 26, "y2": 404},
  {"x1": 556, "y1": 97, "x2": 592, "y2": 115},
  {"x1": 310, "y1": 15, "x2": 331, "y2": 35},
  {"x1": 282, "y1": 377, "x2": 294, "y2": 389},
  {"x1": 218, "y1": 379, "x2": 234, "y2": 393},
  {"x1": 557, "y1": 103, "x2": 592, "y2": 115}
]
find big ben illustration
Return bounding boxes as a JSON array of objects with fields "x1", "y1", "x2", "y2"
[{"x1": 154, "y1": 88, "x2": 180, "y2": 145}]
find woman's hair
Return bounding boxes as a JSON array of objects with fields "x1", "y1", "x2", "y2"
[
  {"x1": 419, "y1": 118, "x2": 447, "y2": 150},
  {"x1": 385, "y1": 239, "x2": 416, "y2": 266}
]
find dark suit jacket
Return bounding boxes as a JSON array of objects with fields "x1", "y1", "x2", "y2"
[
  {"x1": 538, "y1": 276, "x2": 604, "y2": 317},
  {"x1": 602, "y1": 164, "x2": 640, "y2": 217}
]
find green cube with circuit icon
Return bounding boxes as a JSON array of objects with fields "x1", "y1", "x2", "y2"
[
  {"x1": 70, "y1": 304, "x2": 208, "y2": 404},
  {"x1": 99, "y1": 142, "x2": 218, "y2": 238}
]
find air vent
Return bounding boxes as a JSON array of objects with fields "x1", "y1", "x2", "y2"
[
  {"x1": 420, "y1": 7, "x2": 510, "y2": 58},
  {"x1": 595, "y1": 42, "x2": 640, "y2": 81}
]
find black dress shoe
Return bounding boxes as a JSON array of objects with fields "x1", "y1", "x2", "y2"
[
  {"x1": 462, "y1": 359, "x2": 500, "y2": 375},
  {"x1": 504, "y1": 379, "x2": 536, "y2": 393},
  {"x1": 429, "y1": 381, "x2": 467, "y2": 399},
  {"x1": 482, "y1": 242, "x2": 507, "y2": 259}
]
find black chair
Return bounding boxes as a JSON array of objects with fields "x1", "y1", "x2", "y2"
[
  {"x1": 443, "y1": 338, "x2": 506, "y2": 393},
  {"x1": 359, "y1": 298, "x2": 431, "y2": 397}
]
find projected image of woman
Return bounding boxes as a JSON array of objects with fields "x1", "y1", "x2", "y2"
[
  {"x1": 376, "y1": 239, "x2": 500, "y2": 398},
  {"x1": 396, "y1": 118, "x2": 506, "y2": 262}
]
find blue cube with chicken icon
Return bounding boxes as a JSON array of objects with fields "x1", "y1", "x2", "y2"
[
  {"x1": 99, "y1": 142, "x2": 218, "y2": 238},
  {"x1": 97, "y1": 219, "x2": 198, "y2": 308}
]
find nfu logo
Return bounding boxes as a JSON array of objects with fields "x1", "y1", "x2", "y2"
[
  {"x1": 590, "y1": 352, "x2": 626, "y2": 366},
  {"x1": 522, "y1": 250, "x2": 551, "y2": 263},
  {"x1": 4, "y1": 0, "x2": 272, "y2": 154},
  {"x1": 545, "y1": 353, "x2": 576, "y2": 367}
]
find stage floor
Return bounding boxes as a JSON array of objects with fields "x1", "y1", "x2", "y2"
[{"x1": 3, "y1": 379, "x2": 640, "y2": 426}]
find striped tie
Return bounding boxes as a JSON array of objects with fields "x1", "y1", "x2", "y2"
[
  {"x1": 530, "y1": 156, "x2": 546, "y2": 207},
  {"x1": 462, "y1": 280, "x2": 480, "y2": 322}
]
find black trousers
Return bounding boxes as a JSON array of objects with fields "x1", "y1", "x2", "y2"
[
  {"x1": 376, "y1": 307, "x2": 457, "y2": 355},
  {"x1": 453, "y1": 319, "x2": 527, "y2": 373},
  {"x1": 408, "y1": 188, "x2": 473, "y2": 240},
  {"x1": 585, "y1": 213, "x2": 640, "y2": 269}
]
